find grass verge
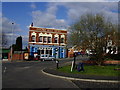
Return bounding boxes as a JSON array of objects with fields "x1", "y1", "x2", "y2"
[{"x1": 58, "y1": 65, "x2": 120, "y2": 76}]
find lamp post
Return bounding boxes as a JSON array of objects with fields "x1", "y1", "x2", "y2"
[{"x1": 10, "y1": 23, "x2": 14, "y2": 61}]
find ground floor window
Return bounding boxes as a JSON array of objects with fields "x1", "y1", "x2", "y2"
[
  {"x1": 41, "y1": 50, "x2": 44, "y2": 54},
  {"x1": 49, "y1": 50, "x2": 52, "y2": 55},
  {"x1": 37, "y1": 48, "x2": 52, "y2": 55}
]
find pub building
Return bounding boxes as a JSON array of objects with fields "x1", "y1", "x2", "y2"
[{"x1": 28, "y1": 23, "x2": 67, "y2": 59}]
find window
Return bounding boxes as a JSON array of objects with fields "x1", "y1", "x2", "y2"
[
  {"x1": 48, "y1": 37, "x2": 51, "y2": 43},
  {"x1": 39, "y1": 36, "x2": 43, "y2": 42},
  {"x1": 46, "y1": 50, "x2": 49, "y2": 54},
  {"x1": 54, "y1": 37, "x2": 58, "y2": 43},
  {"x1": 41, "y1": 50, "x2": 44, "y2": 54},
  {"x1": 43, "y1": 36, "x2": 47, "y2": 43},
  {"x1": 31, "y1": 35, "x2": 35, "y2": 42},
  {"x1": 61, "y1": 38, "x2": 64, "y2": 43},
  {"x1": 50, "y1": 50, "x2": 52, "y2": 55}
]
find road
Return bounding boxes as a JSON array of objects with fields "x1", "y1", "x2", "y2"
[
  {"x1": 2, "y1": 56, "x2": 119, "y2": 89},
  {"x1": 2, "y1": 58, "x2": 79, "y2": 88}
]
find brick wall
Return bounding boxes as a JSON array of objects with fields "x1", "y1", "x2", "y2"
[{"x1": 8, "y1": 52, "x2": 24, "y2": 61}]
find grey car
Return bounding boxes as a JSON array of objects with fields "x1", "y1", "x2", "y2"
[{"x1": 40, "y1": 54, "x2": 55, "y2": 61}]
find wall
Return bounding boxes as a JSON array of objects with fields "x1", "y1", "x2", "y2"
[
  {"x1": 8, "y1": 52, "x2": 24, "y2": 61},
  {"x1": 68, "y1": 48, "x2": 74, "y2": 58}
]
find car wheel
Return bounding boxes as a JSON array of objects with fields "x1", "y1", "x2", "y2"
[
  {"x1": 43, "y1": 59, "x2": 45, "y2": 61},
  {"x1": 52, "y1": 59, "x2": 54, "y2": 61}
]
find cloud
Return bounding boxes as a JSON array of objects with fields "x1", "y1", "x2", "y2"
[
  {"x1": 1, "y1": 16, "x2": 23, "y2": 47},
  {"x1": 32, "y1": 3, "x2": 68, "y2": 29},
  {"x1": 2, "y1": 16, "x2": 22, "y2": 33},
  {"x1": 1, "y1": 15, "x2": 29, "y2": 48},
  {"x1": 56, "y1": 2, "x2": 118, "y2": 24},
  {"x1": 31, "y1": 2, "x2": 118, "y2": 30}
]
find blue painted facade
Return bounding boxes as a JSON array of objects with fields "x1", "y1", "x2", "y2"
[{"x1": 29, "y1": 45, "x2": 66, "y2": 59}]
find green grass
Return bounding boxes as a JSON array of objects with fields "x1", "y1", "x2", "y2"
[{"x1": 58, "y1": 65, "x2": 120, "y2": 76}]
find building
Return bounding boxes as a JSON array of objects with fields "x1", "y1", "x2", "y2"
[
  {"x1": 2, "y1": 48, "x2": 10, "y2": 61},
  {"x1": 28, "y1": 24, "x2": 67, "y2": 59}
]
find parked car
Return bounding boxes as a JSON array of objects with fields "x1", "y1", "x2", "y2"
[{"x1": 40, "y1": 54, "x2": 56, "y2": 61}]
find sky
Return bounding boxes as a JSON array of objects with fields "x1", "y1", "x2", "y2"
[{"x1": 1, "y1": 0, "x2": 119, "y2": 48}]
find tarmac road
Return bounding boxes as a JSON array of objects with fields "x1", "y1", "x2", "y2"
[{"x1": 2, "y1": 59, "x2": 79, "y2": 89}]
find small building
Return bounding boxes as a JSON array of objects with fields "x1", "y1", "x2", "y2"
[
  {"x1": 28, "y1": 23, "x2": 67, "y2": 59},
  {"x1": 2, "y1": 48, "x2": 10, "y2": 61},
  {"x1": 68, "y1": 45, "x2": 83, "y2": 58}
]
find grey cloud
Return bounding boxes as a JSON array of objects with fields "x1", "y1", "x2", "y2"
[
  {"x1": 2, "y1": 16, "x2": 23, "y2": 47},
  {"x1": 2, "y1": 17, "x2": 22, "y2": 33}
]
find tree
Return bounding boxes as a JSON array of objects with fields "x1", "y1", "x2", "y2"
[
  {"x1": 12, "y1": 36, "x2": 22, "y2": 51},
  {"x1": 69, "y1": 13, "x2": 118, "y2": 65}
]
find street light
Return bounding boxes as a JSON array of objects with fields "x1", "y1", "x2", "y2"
[{"x1": 10, "y1": 23, "x2": 14, "y2": 61}]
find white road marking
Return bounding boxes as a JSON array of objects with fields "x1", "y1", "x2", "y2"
[
  {"x1": 3, "y1": 67, "x2": 7, "y2": 73},
  {"x1": 23, "y1": 67, "x2": 30, "y2": 69}
]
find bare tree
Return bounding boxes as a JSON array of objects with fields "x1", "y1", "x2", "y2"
[{"x1": 68, "y1": 13, "x2": 118, "y2": 65}]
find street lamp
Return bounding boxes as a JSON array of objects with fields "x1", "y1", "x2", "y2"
[{"x1": 10, "y1": 23, "x2": 14, "y2": 61}]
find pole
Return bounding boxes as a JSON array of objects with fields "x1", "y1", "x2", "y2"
[{"x1": 11, "y1": 23, "x2": 14, "y2": 61}]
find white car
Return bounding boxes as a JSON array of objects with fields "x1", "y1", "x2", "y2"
[{"x1": 40, "y1": 54, "x2": 55, "y2": 61}]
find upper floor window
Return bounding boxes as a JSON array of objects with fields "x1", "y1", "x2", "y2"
[
  {"x1": 48, "y1": 37, "x2": 52, "y2": 43},
  {"x1": 31, "y1": 35, "x2": 36, "y2": 42},
  {"x1": 54, "y1": 37, "x2": 58, "y2": 43},
  {"x1": 39, "y1": 36, "x2": 43, "y2": 42},
  {"x1": 61, "y1": 38, "x2": 64, "y2": 43},
  {"x1": 43, "y1": 36, "x2": 47, "y2": 43}
]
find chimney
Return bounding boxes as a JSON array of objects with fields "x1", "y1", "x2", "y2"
[{"x1": 31, "y1": 22, "x2": 33, "y2": 27}]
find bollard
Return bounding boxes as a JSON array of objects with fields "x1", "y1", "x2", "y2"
[{"x1": 56, "y1": 60, "x2": 59, "y2": 69}]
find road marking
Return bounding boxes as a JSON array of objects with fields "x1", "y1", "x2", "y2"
[
  {"x1": 23, "y1": 67, "x2": 30, "y2": 69},
  {"x1": 3, "y1": 70, "x2": 6, "y2": 73},
  {"x1": 3, "y1": 67, "x2": 7, "y2": 73},
  {"x1": 41, "y1": 69, "x2": 119, "y2": 83}
]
